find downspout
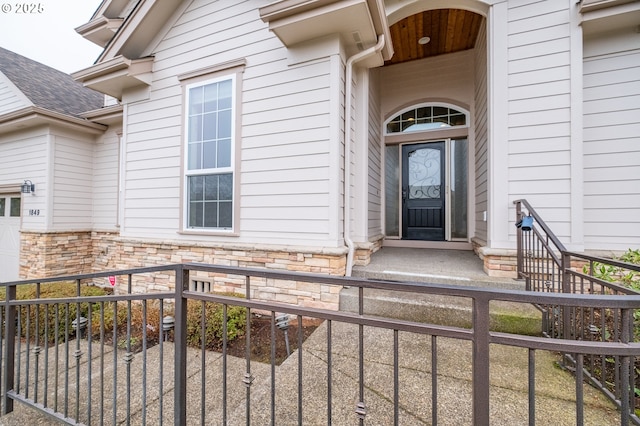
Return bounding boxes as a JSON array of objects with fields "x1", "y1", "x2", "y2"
[{"x1": 344, "y1": 34, "x2": 385, "y2": 276}]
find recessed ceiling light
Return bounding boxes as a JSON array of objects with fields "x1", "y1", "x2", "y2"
[{"x1": 418, "y1": 36, "x2": 431, "y2": 45}]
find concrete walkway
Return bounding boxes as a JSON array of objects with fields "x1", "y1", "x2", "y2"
[{"x1": 0, "y1": 323, "x2": 620, "y2": 425}]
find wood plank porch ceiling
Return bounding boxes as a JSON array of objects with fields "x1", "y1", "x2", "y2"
[{"x1": 385, "y1": 9, "x2": 483, "y2": 66}]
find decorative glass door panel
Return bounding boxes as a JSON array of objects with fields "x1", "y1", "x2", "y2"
[
  {"x1": 402, "y1": 142, "x2": 445, "y2": 240},
  {"x1": 408, "y1": 148, "x2": 441, "y2": 199}
]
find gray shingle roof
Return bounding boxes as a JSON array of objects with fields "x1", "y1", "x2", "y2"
[{"x1": 0, "y1": 47, "x2": 104, "y2": 117}]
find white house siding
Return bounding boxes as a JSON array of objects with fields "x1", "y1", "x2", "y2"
[
  {"x1": 379, "y1": 50, "x2": 475, "y2": 121},
  {"x1": 583, "y1": 28, "x2": 640, "y2": 250},
  {"x1": 0, "y1": 129, "x2": 48, "y2": 230},
  {"x1": 0, "y1": 71, "x2": 31, "y2": 115},
  {"x1": 506, "y1": 0, "x2": 572, "y2": 240},
  {"x1": 92, "y1": 128, "x2": 121, "y2": 230},
  {"x1": 474, "y1": 20, "x2": 488, "y2": 246},
  {"x1": 367, "y1": 69, "x2": 382, "y2": 240},
  {"x1": 121, "y1": 0, "x2": 339, "y2": 247},
  {"x1": 50, "y1": 129, "x2": 94, "y2": 229}
]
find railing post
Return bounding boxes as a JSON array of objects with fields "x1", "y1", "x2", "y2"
[
  {"x1": 515, "y1": 201, "x2": 524, "y2": 280},
  {"x1": 174, "y1": 265, "x2": 188, "y2": 426},
  {"x1": 561, "y1": 252, "x2": 572, "y2": 340},
  {"x1": 2, "y1": 284, "x2": 16, "y2": 414},
  {"x1": 472, "y1": 295, "x2": 490, "y2": 425}
]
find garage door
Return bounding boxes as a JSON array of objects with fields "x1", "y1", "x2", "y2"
[{"x1": 0, "y1": 195, "x2": 21, "y2": 282}]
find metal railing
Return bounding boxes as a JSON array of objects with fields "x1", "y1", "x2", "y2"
[
  {"x1": 2, "y1": 262, "x2": 640, "y2": 424},
  {"x1": 515, "y1": 199, "x2": 640, "y2": 423}
]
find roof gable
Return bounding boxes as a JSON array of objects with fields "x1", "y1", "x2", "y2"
[
  {"x1": 97, "y1": 0, "x2": 183, "y2": 62},
  {"x1": 0, "y1": 47, "x2": 104, "y2": 117}
]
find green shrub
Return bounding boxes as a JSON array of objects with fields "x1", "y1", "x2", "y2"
[
  {"x1": 4, "y1": 282, "x2": 246, "y2": 351},
  {"x1": 2, "y1": 282, "x2": 112, "y2": 343},
  {"x1": 583, "y1": 248, "x2": 640, "y2": 291},
  {"x1": 185, "y1": 298, "x2": 247, "y2": 350},
  {"x1": 95, "y1": 300, "x2": 164, "y2": 347}
]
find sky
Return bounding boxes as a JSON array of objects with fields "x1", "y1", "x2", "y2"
[{"x1": 0, "y1": 0, "x2": 105, "y2": 73}]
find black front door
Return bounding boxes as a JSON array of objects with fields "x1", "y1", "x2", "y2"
[{"x1": 402, "y1": 142, "x2": 445, "y2": 240}]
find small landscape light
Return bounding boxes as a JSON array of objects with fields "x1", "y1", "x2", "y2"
[
  {"x1": 72, "y1": 316, "x2": 88, "y2": 338},
  {"x1": 276, "y1": 313, "x2": 291, "y2": 356},
  {"x1": 162, "y1": 315, "x2": 175, "y2": 341}
]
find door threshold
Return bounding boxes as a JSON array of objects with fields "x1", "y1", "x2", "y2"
[{"x1": 383, "y1": 239, "x2": 472, "y2": 250}]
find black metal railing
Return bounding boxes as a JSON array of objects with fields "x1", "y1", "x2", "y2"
[
  {"x1": 515, "y1": 199, "x2": 640, "y2": 423},
  {"x1": 2, "y1": 263, "x2": 640, "y2": 424}
]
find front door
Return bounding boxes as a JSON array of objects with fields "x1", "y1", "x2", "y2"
[
  {"x1": 0, "y1": 195, "x2": 21, "y2": 282},
  {"x1": 402, "y1": 142, "x2": 445, "y2": 240}
]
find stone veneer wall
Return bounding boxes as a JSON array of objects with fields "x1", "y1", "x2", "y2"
[
  {"x1": 22, "y1": 231, "x2": 348, "y2": 310},
  {"x1": 21, "y1": 231, "x2": 93, "y2": 279},
  {"x1": 472, "y1": 242, "x2": 518, "y2": 278},
  {"x1": 353, "y1": 237, "x2": 384, "y2": 267}
]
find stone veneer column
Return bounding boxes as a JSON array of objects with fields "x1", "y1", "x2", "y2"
[{"x1": 20, "y1": 231, "x2": 93, "y2": 279}]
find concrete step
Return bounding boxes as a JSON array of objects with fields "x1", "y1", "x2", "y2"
[
  {"x1": 339, "y1": 279, "x2": 541, "y2": 336},
  {"x1": 347, "y1": 248, "x2": 541, "y2": 335}
]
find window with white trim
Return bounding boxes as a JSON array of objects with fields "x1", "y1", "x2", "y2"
[
  {"x1": 385, "y1": 104, "x2": 467, "y2": 134},
  {"x1": 184, "y1": 75, "x2": 235, "y2": 230}
]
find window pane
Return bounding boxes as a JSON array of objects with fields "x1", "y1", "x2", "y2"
[
  {"x1": 189, "y1": 176, "x2": 204, "y2": 201},
  {"x1": 203, "y1": 83, "x2": 218, "y2": 112},
  {"x1": 219, "y1": 201, "x2": 232, "y2": 228},
  {"x1": 218, "y1": 139, "x2": 231, "y2": 168},
  {"x1": 187, "y1": 173, "x2": 233, "y2": 229},
  {"x1": 203, "y1": 202, "x2": 218, "y2": 228},
  {"x1": 203, "y1": 112, "x2": 217, "y2": 141},
  {"x1": 401, "y1": 110, "x2": 415, "y2": 122},
  {"x1": 218, "y1": 80, "x2": 232, "y2": 109},
  {"x1": 386, "y1": 121, "x2": 400, "y2": 133},
  {"x1": 450, "y1": 113, "x2": 466, "y2": 126},
  {"x1": 189, "y1": 202, "x2": 203, "y2": 227},
  {"x1": 204, "y1": 175, "x2": 219, "y2": 200},
  {"x1": 433, "y1": 116, "x2": 449, "y2": 125},
  {"x1": 189, "y1": 114, "x2": 203, "y2": 142},
  {"x1": 189, "y1": 86, "x2": 203, "y2": 115},
  {"x1": 219, "y1": 173, "x2": 233, "y2": 200},
  {"x1": 0, "y1": 198, "x2": 5, "y2": 216},
  {"x1": 218, "y1": 109, "x2": 231, "y2": 139},
  {"x1": 385, "y1": 146, "x2": 399, "y2": 237},
  {"x1": 451, "y1": 139, "x2": 468, "y2": 239},
  {"x1": 433, "y1": 106, "x2": 448, "y2": 117},
  {"x1": 416, "y1": 107, "x2": 431, "y2": 119},
  {"x1": 10, "y1": 198, "x2": 21, "y2": 217},
  {"x1": 188, "y1": 143, "x2": 202, "y2": 170},
  {"x1": 203, "y1": 141, "x2": 217, "y2": 169}
]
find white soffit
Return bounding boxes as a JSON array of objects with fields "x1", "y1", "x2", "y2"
[
  {"x1": 267, "y1": 0, "x2": 377, "y2": 48},
  {"x1": 581, "y1": 1, "x2": 640, "y2": 34},
  {"x1": 72, "y1": 56, "x2": 154, "y2": 100},
  {"x1": 75, "y1": 16, "x2": 124, "y2": 48}
]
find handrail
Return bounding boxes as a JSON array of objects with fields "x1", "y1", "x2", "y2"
[
  {"x1": 514, "y1": 199, "x2": 640, "y2": 423},
  {"x1": 514, "y1": 198, "x2": 567, "y2": 252}
]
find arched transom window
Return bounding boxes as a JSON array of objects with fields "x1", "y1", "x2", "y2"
[{"x1": 385, "y1": 104, "x2": 468, "y2": 134}]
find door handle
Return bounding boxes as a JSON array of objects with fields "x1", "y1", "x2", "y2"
[{"x1": 402, "y1": 188, "x2": 407, "y2": 201}]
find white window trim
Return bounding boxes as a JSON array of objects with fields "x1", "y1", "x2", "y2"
[{"x1": 182, "y1": 74, "x2": 237, "y2": 234}]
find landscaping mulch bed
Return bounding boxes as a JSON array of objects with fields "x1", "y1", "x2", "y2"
[
  {"x1": 225, "y1": 315, "x2": 320, "y2": 365},
  {"x1": 103, "y1": 314, "x2": 320, "y2": 366}
]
